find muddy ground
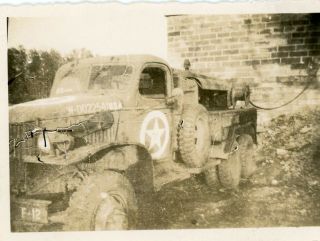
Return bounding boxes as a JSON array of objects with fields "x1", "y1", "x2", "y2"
[
  {"x1": 137, "y1": 107, "x2": 320, "y2": 229},
  {"x1": 36, "y1": 106, "x2": 320, "y2": 231}
]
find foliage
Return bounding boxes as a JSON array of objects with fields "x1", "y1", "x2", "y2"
[{"x1": 8, "y1": 47, "x2": 93, "y2": 104}]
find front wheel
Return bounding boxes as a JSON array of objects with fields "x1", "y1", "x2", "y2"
[
  {"x1": 63, "y1": 171, "x2": 137, "y2": 231},
  {"x1": 93, "y1": 191, "x2": 129, "y2": 230}
]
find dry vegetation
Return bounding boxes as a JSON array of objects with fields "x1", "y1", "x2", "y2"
[{"x1": 138, "y1": 106, "x2": 320, "y2": 229}]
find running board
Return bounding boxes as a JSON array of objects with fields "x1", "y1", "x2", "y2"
[{"x1": 153, "y1": 161, "x2": 202, "y2": 191}]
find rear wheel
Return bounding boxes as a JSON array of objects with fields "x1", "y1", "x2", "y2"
[
  {"x1": 218, "y1": 141, "x2": 241, "y2": 189},
  {"x1": 237, "y1": 134, "x2": 257, "y2": 178},
  {"x1": 204, "y1": 164, "x2": 220, "y2": 189},
  {"x1": 178, "y1": 105, "x2": 210, "y2": 168}
]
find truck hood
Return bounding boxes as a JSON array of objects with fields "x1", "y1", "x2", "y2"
[{"x1": 9, "y1": 94, "x2": 126, "y2": 123}]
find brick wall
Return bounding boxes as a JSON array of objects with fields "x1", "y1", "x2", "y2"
[{"x1": 167, "y1": 14, "x2": 320, "y2": 124}]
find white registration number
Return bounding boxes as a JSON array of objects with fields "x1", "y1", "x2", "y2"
[
  {"x1": 14, "y1": 199, "x2": 51, "y2": 224},
  {"x1": 20, "y1": 206, "x2": 42, "y2": 222}
]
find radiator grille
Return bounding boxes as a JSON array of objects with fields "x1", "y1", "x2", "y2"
[
  {"x1": 9, "y1": 121, "x2": 38, "y2": 157},
  {"x1": 9, "y1": 119, "x2": 117, "y2": 193},
  {"x1": 83, "y1": 126, "x2": 115, "y2": 145},
  {"x1": 9, "y1": 121, "x2": 37, "y2": 192}
]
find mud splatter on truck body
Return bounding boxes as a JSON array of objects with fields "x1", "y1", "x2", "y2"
[{"x1": 9, "y1": 54, "x2": 257, "y2": 231}]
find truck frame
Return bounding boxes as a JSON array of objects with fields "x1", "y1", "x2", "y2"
[{"x1": 9, "y1": 55, "x2": 257, "y2": 231}]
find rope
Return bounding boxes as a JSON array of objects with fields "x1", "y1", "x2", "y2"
[{"x1": 249, "y1": 72, "x2": 316, "y2": 111}]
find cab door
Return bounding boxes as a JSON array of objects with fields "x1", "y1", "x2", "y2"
[{"x1": 135, "y1": 63, "x2": 175, "y2": 161}]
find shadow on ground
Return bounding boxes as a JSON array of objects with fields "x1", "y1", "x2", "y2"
[
  {"x1": 35, "y1": 107, "x2": 320, "y2": 231},
  {"x1": 138, "y1": 107, "x2": 320, "y2": 229}
]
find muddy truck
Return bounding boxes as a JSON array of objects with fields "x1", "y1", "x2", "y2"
[{"x1": 9, "y1": 55, "x2": 257, "y2": 231}]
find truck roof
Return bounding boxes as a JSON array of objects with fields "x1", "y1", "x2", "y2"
[
  {"x1": 70, "y1": 54, "x2": 169, "y2": 67},
  {"x1": 61, "y1": 54, "x2": 231, "y2": 91}
]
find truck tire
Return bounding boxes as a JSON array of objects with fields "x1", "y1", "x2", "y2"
[
  {"x1": 204, "y1": 164, "x2": 220, "y2": 189},
  {"x1": 237, "y1": 134, "x2": 256, "y2": 178},
  {"x1": 178, "y1": 105, "x2": 210, "y2": 168},
  {"x1": 218, "y1": 141, "x2": 241, "y2": 189},
  {"x1": 62, "y1": 171, "x2": 137, "y2": 231}
]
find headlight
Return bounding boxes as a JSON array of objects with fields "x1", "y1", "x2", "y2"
[
  {"x1": 51, "y1": 133, "x2": 74, "y2": 153},
  {"x1": 37, "y1": 133, "x2": 51, "y2": 154}
]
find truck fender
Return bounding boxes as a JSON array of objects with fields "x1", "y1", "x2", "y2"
[
  {"x1": 224, "y1": 125, "x2": 237, "y2": 153},
  {"x1": 223, "y1": 122, "x2": 256, "y2": 154},
  {"x1": 234, "y1": 122, "x2": 257, "y2": 144},
  {"x1": 93, "y1": 145, "x2": 154, "y2": 195},
  {"x1": 208, "y1": 126, "x2": 238, "y2": 162}
]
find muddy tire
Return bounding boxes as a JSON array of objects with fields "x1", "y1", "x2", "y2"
[
  {"x1": 62, "y1": 171, "x2": 137, "y2": 231},
  {"x1": 218, "y1": 141, "x2": 241, "y2": 189},
  {"x1": 238, "y1": 134, "x2": 257, "y2": 178},
  {"x1": 178, "y1": 105, "x2": 210, "y2": 168},
  {"x1": 204, "y1": 164, "x2": 220, "y2": 188}
]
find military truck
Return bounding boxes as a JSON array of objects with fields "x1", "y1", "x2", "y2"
[{"x1": 9, "y1": 55, "x2": 257, "y2": 231}]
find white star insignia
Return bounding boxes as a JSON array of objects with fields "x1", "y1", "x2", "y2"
[{"x1": 145, "y1": 119, "x2": 165, "y2": 150}]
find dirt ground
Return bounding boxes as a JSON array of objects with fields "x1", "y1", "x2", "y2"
[
  {"x1": 137, "y1": 106, "x2": 320, "y2": 229},
  {"x1": 36, "y1": 106, "x2": 320, "y2": 231}
]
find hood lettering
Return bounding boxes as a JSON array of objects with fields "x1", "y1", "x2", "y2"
[{"x1": 67, "y1": 101, "x2": 122, "y2": 115}]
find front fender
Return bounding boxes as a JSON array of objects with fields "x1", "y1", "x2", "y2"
[
  {"x1": 22, "y1": 143, "x2": 115, "y2": 165},
  {"x1": 94, "y1": 145, "x2": 154, "y2": 195},
  {"x1": 23, "y1": 142, "x2": 151, "y2": 166},
  {"x1": 23, "y1": 142, "x2": 155, "y2": 195}
]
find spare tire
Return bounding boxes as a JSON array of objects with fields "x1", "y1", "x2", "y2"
[{"x1": 178, "y1": 104, "x2": 211, "y2": 168}]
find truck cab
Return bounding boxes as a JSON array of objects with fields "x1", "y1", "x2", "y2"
[{"x1": 9, "y1": 55, "x2": 257, "y2": 231}]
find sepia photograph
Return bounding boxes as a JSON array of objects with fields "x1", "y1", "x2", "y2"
[{"x1": 1, "y1": 1, "x2": 320, "y2": 239}]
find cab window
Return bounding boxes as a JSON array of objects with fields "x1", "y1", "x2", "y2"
[{"x1": 139, "y1": 67, "x2": 167, "y2": 98}]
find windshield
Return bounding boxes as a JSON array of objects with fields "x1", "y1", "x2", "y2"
[
  {"x1": 88, "y1": 65, "x2": 132, "y2": 90},
  {"x1": 51, "y1": 64, "x2": 133, "y2": 97}
]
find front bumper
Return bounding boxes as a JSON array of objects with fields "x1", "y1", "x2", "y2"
[{"x1": 11, "y1": 198, "x2": 52, "y2": 232}]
